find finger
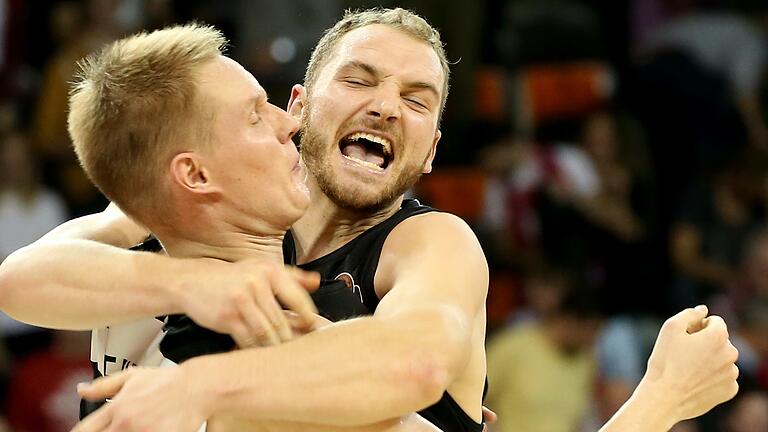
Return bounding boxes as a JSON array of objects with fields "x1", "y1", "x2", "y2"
[
  {"x1": 234, "y1": 300, "x2": 279, "y2": 346},
  {"x1": 77, "y1": 372, "x2": 131, "y2": 401},
  {"x1": 668, "y1": 305, "x2": 708, "y2": 332},
  {"x1": 253, "y1": 285, "x2": 293, "y2": 342},
  {"x1": 229, "y1": 320, "x2": 259, "y2": 349},
  {"x1": 698, "y1": 315, "x2": 728, "y2": 338},
  {"x1": 286, "y1": 267, "x2": 321, "y2": 293},
  {"x1": 482, "y1": 406, "x2": 498, "y2": 424},
  {"x1": 271, "y1": 267, "x2": 318, "y2": 324},
  {"x1": 687, "y1": 316, "x2": 709, "y2": 334},
  {"x1": 282, "y1": 310, "x2": 331, "y2": 332},
  {"x1": 71, "y1": 404, "x2": 112, "y2": 432}
]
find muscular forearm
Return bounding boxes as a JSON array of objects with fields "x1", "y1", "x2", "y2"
[
  {"x1": 188, "y1": 308, "x2": 469, "y2": 427},
  {"x1": 598, "y1": 378, "x2": 679, "y2": 432},
  {"x1": 0, "y1": 240, "x2": 183, "y2": 329}
]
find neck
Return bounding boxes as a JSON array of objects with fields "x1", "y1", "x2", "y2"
[
  {"x1": 160, "y1": 232, "x2": 285, "y2": 264},
  {"x1": 152, "y1": 210, "x2": 287, "y2": 264},
  {"x1": 291, "y1": 176, "x2": 403, "y2": 263}
]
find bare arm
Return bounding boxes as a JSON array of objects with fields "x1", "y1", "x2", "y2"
[
  {"x1": 0, "y1": 207, "x2": 319, "y2": 346},
  {"x1": 0, "y1": 238, "x2": 192, "y2": 330},
  {"x1": 0, "y1": 206, "x2": 182, "y2": 329},
  {"x1": 599, "y1": 307, "x2": 739, "y2": 432},
  {"x1": 75, "y1": 213, "x2": 488, "y2": 429}
]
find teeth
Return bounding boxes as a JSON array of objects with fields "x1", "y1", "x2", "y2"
[
  {"x1": 342, "y1": 154, "x2": 385, "y2": 171},
  {"x1": 347, "y1": 132, "x2": 392, "y2": 156}
]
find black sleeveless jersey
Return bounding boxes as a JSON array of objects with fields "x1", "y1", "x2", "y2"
[
  {"x1": 159, "y1": 277, "x2": 370, "y2": 363},
  {"x1": 283, "y1": 199, "x2": 484, "y2": 432}
]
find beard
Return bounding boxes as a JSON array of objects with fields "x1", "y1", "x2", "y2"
[{"x1": 300, "y1": 102, "x2": 427, "y2": 213}]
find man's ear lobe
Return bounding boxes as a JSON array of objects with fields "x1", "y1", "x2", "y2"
[
  {"x1": 288, "y1": 84, "x2": 306, "y2": 119},
  {"x1": 422, "y1": 130, "x2": 441, "y2": 174}
]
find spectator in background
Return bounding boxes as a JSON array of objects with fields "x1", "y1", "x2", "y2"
[
  {"x1": 669, "y1": 154, "x2": 765, "y2": 311},
  {"x1": 5, "y1": 331, "x2": 91, "y2": 432},
  {"x1": 480, "y1": 129, "x2": 600, "y2": 271},
  {"x1": 486, "y1": 283, "x2": 602, "y2": 432},
  {"x1": 641, "y1": 0, "x2": 768, "y2": 151},
  {"x1": 0, "y1": 128, "x2": 67, "y2": 263},
  {"x1": 31, "y1": 0, "x2": 124, "y2": 216},
  {"x1": 481, "y1": 110, "x2": 651, "y2": 313},
  {"x1": 634, "y1": 0, "x2": 768, "y2": 248},
  {"x1": 716, "y1": 228, "x2": 768, "y2": 319},
  {"x1": 506, "y1": 264, "x2": 570, "y2": 326},
  {"x1": 0, "y1": 126, "x2": 67, "y2": 398},
  {"x1": 730, "y1": 299, "x2": 768, "y2": 387}
]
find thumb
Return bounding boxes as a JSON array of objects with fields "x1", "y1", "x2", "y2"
[
  {"x1": 77, "y1": 371, "x2": 131, "y2": 400},
  {"x1": 668, "y1": 305, "x2": 708, "y2": 334},
  {"x1": 288, "y1": 268, "x2": 321, "y2": 293}
]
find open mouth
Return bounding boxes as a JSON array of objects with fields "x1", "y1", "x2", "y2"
[{"x1": 339, "y1": 132, "x2": 393, "y2": 171}]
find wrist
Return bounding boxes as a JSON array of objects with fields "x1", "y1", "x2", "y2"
[
  {"x1": 628, "y1": 377, "x2": 680, "y2": 431},
  {"x1": 142, "y1": 253, "x2": 188, "y2": 316},
  {"x1": 181, "y1": 353, "x2": 241, "y2": 419}
]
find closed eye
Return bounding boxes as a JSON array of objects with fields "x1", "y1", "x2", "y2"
[
  {"x1": 405, "y1": 97, "x2": 428, "y2": 110},
  {"x1": 343, "y1": 78, "x2": 371, "y2": 87}
]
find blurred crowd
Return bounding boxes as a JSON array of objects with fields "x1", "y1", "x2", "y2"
[{"x1": 0, "y1": 0, "x2": 767, "y2": 431}]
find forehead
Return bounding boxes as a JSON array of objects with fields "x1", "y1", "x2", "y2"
[
  {"x1": 325, "y1": 24, "x2": 444, "y2": 89},
  {"x1": 197, "y1": 56, "x2": 266, "y2": 106}
]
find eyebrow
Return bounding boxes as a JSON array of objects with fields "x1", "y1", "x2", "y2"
[
  {"x1": 244, "y1": 92, "x2": 269, "y2": 111},
  {"x1": 341, "y1": 60, "x2": 440, "y2": 100}
]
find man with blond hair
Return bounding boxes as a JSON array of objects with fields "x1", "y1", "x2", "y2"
[{"x1": 1, "y1": 8, "x2": 739, "y2": 432}]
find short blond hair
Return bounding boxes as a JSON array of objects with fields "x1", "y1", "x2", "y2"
[
  {"x1": 304, "y1": 8, "x2": 450, "y2": 121},
  {"x1": 68, "y1": 23, "x2": 226, "y2": 220}
]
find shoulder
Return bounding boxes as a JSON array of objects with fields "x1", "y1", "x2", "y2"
[
  {"x1": 374, "y1": 211, "x2": 488, "y2": 299},
  {"x1": 384, "y1": 212, "x2": 487, "y2": 273},
  {"x1": 388, "y1": 212, "x2": 482, "y2": 253}
]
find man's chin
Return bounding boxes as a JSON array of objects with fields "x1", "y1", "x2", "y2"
[{"x1": 320, "y1": 182, "x2": 397, "y2": 213}]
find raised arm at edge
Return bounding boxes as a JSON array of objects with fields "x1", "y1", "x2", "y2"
[{"x1": 598, "y1": 378, "x2": 678, "y2": 432}]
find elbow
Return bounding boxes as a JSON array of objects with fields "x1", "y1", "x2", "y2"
[
  {"x1": 0, "y1": 253, "x2": 20, "y2": 312},
  {"x1": 397, "y1": 350, "x2": 453, "y2": 408},
  {"x1": 0, "y1": 247, "x2": 35, "y2": 313},
  {"x1": 394, "y1": 322, "x2": 469, "y2": 409}
]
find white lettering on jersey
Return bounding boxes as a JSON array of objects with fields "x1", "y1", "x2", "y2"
[{"x1": 90, "y1": 317, "x2": 167, "y2": 376}]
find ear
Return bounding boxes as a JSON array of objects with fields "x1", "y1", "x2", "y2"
[
  {"x1": 422, "y1": 129, "x2": 441, "y2": 174},
  {"x1": 287, "y1": 84, "x2": 306, "y2": 120},
  {"x1": 169, "y1": 152, "x2": 220, "y2": 195}
]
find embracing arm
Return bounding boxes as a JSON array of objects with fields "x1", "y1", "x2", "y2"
[
  {"x1": 0, "y1": 240, "x2": 188, "y2": 330},
  {"x1": 0, "y1": 206, "x2": 185, "y2": 329},
  {"x1": 198, "y1": 213, "x2": 485, "y2": 425},
  {"x1": 78, "y1": 213, "x2": 488, "y2": 428},
  {"x1": 0, "y1": 206, "x2": 319, "y2": 340}
]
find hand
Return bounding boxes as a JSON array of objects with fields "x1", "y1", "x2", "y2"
[
  {"x1": 282, "y1": 310, "x2": 333, "y2": 336},
  {"x1": 481, "y1": 406, "x2": 497, "y2": 432},
  {"x1": 73, "y1": 367, "x2": 207, "y2": 432},
  {"x1": 176, "y1": 260, "x2": 320, "y2": 348},
  {"x1": 639, "y1": 305, "x2": 739, "y2": 423}
]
